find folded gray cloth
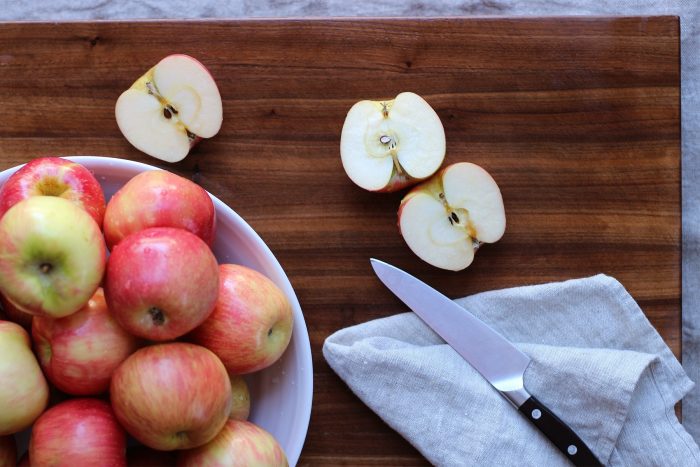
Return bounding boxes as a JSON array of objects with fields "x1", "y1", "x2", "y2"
[{"x1": 323, "y1": 275, "x2": 700, "y2": 466}]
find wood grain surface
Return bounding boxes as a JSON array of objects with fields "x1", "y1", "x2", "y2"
[{"x1": 0, "y1": 17, "x2": 680, "y2": 465}]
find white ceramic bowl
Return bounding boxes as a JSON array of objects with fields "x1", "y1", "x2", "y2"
[{"x1": 0, "y1": 156, "x2": 313, "y2": 465}]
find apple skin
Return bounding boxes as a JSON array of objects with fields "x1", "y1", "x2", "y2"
[
  {"x1": 105, "y1": 227, "x2": 219, "y2": 341},
  {"x1": 177, "y1": 420, "x2": 288, "y2": 467},
  {"x1": 32, "y1": 287, "x2": 140, "y2": 395},
  {"x1": 0, "y1": 196, "x2": 106, "y2": 318},
  {"x1": 228, "y1": 374, "x2": 251, "y2": 421},
  {"x1": 0, "y1": 436, "x2": 16, "y2": 467},
  {"x1": 0, "y1": 293, "x2": 32, "y2": 329},
  {"x1": 188, "y1": 264, "x2": 293, "y2": 375},
  {"x1": 110, "y1": 343, "x2": 232, "y2": 451},
  {"x1": 0, "y1": 321, "x2": 49, "y2": 435},
  {"x1": 0, "y1": 157, "x2": 105, "y2": 227},
  {"x1": 29, "y1": 398, "x2": 126, "y2": 467},
  {"x1": 103, "y1": 169, "x2": 215, "y2": 250}
]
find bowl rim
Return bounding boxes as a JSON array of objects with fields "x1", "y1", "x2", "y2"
[{"x1": 1, "y1": 156, "x2": 313, "y2": 465}]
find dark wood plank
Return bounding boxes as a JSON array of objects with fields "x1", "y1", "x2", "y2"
[{"x1": 0, "y1": 17, "x2": 680, "y2": 465}]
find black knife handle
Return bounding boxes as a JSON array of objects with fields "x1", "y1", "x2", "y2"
[{"x1": 519, "y1": 396, "x2": 603, "y2": 466}]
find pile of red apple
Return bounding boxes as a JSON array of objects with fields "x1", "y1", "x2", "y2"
[
  {"x1": 0, "y1": 157, "x2": 291, "y2": 466},
  {"x1": 340, "y1": 92, "x2": 507, "y2": 271}
]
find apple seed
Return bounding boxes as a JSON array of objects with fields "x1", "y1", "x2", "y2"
[{"x1": 163, "y1": 108, "x2": 173, "y2": 119}]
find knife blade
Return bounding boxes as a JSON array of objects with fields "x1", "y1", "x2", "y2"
[{"x1": 370, "y1": 258, "x2": 602, "y2": 467}]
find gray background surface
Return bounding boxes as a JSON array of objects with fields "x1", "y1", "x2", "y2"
[{"x1": 2, "y1": 0, "x2": 698, "y2": 441}]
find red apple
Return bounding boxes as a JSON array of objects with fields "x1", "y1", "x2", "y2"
[
  {"x1": 0, "y1": 293, "x2": 32, "y2": 329},
  {"x1": 103, "y1": 170, "x2": 215, "y2": 249},
  {"x1": 105, "y1": 227, "x2": 219, "y2": 341},
  {"x1": 32, "y1": 288, "x2": 140, "y2": 395},
  {"x1": 110, "y1": 343, "x2": 232, "y2": 451},
  {"x1": 127, "y1": 446, "x2": 177, "y2": 467},
  {"x1": 0, "y1": 436, "x2": 16, "y2": 467},
  {"x1": 29, "y1": 398, "x2": 126, "y2": 467},
  {"x1": 0, "y1": 157, "x2": 105, "y2": 227},
  {"x1": 0, "y1": 196, "x2": 106, "y2": 318},
  {"x1": 0, "y1": 321, "x2": 49, "y2": 435},
  {"x1": 189, "y1": 264, "x2": 293, "y2": 375},
  {"x1": 177, "y1": 420, "x2": 288, "y2": 467}
]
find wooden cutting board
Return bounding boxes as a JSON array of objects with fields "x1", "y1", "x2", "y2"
[{"x1": 0, "y1": 17, "x2": 680, "y2": 465}]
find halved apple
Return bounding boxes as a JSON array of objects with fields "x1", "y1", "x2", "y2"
[
  {"x1": 340, "y1": 92, "x2": 446, "y2": 192},
  {"x1": 115, "y1": 54, "x2": 223, "y2": 163},
  {"x1": 398, "y1": 162, "x2": 506, "y2": 271}
]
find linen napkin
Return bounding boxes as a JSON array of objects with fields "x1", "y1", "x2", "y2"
[{"x1": 323, "y1": 275, "x2": 700, "y2": 466}]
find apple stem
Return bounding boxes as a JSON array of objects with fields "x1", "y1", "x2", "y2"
[
  {"x1": 381, "y1": 102, "x2": 390, "y2": 118},
  {"x1": 39, "y1": 263, "x2": 52, "y2": 274}
]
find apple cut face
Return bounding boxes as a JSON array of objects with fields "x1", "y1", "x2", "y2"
[
  {"x1": 399, "y1": 162, "x2": 506, "y2": 271},
  {"x1": 115, "y1": 55, "x2": 223, "y2": 163},
  {"x1": 340, "y1": 92, "x2": 446, "y2": 192}
]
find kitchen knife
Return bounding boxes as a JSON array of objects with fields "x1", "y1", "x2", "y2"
[{"x1": 370, "y1": 258, "x2": 602, "y2": 467}]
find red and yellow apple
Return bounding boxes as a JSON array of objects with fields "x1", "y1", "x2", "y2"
[
  {"x1": 103, "y1": 170, "x2": 216, "y2": 249},
  {"x1": 105, "y1": 227, "x2": 219, "y2": 341},
  {"x1": 115, "y1": 54, "x2": 223, "y2": 163},
  {"x1": 398, "y1": 162, "x2": 506, "y2": 271},
  {"x1": 177, "y1": 420, "x2": 288, "y2": 467},
  {"x1": 0, "y1": 157, "x2": 105, "y2": 227},
  {"x1": 29, "y1": 398, "x2": 126, "y2": 467},
  {"x1": 340, "y1": 92, "x2": 445, "y2": 192},
  {"x1": 32, "y1": 288, "x2": 140, "y2": 395},
  {"x1": 0, "y1": 196, "x2": 106, "y2": 318},
  {"x1": 189, "y1": 264, "x2": 293, "y2": 375},
  {"x1": 110, "y1": 343, "x2": 232, "y2": 451},
  {"x1": 0, "y1": 321, "x2": 49, "y2": 435}
]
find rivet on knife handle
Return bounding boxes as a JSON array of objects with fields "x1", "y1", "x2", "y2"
[{"x1": 519, "y1": 395, "x2": 602, "y2": 466}]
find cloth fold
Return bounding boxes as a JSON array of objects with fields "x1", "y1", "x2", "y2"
[{"x1": 323, "y1": 275, "x2": 700, "y2": 466}]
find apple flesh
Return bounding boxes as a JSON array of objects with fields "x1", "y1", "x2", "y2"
[
  {"x1": 32, "y1": 288, "x2": 140, "y2": 395},
  {"x1": 103, "y1": 169, "x2": 216, "y2": 249},
  {"x1": 29, "y1": 398, "x2": 127, "y2": 467},
  {"x1": 228, "y1": 374, "x2": 251, "y2": 421},
  {"x1": 340, "y1": 92, "x2": 445, "y2": 192},
  {"x1": 110, "y1": 343, "x2": 232, "y2": 451},
  {"x1": 0, "y1": 157, "x2": 106, "y2": 227},
  {"x1": 0, "y1": 196, "x2": 106, "y2": 318},
  {"x1": 398, "y1": 162, "x2": 506, "y2": 271},
  {"x1": 188, "y1": 264, "x2": 293, "y2": 375},
  {"x1": 115, "y1": 54, "x2": 223, "y2": 162},
  {"x1": 0, "y1": 436, "x2": 16, "y2": 467},
  {"x1": 0, "y1": 321, "x2": 49, "y2": 435},
  {"x1": 177, "y1": 419, "x2": 288, "y2": 467},
  {"x1": 105, "y1": 227, "x2": 219, "y2": 341}
]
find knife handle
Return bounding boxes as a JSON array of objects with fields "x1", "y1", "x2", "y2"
[{"x1": 519, "y1": 395, "x2": 603, "y2": 466}]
